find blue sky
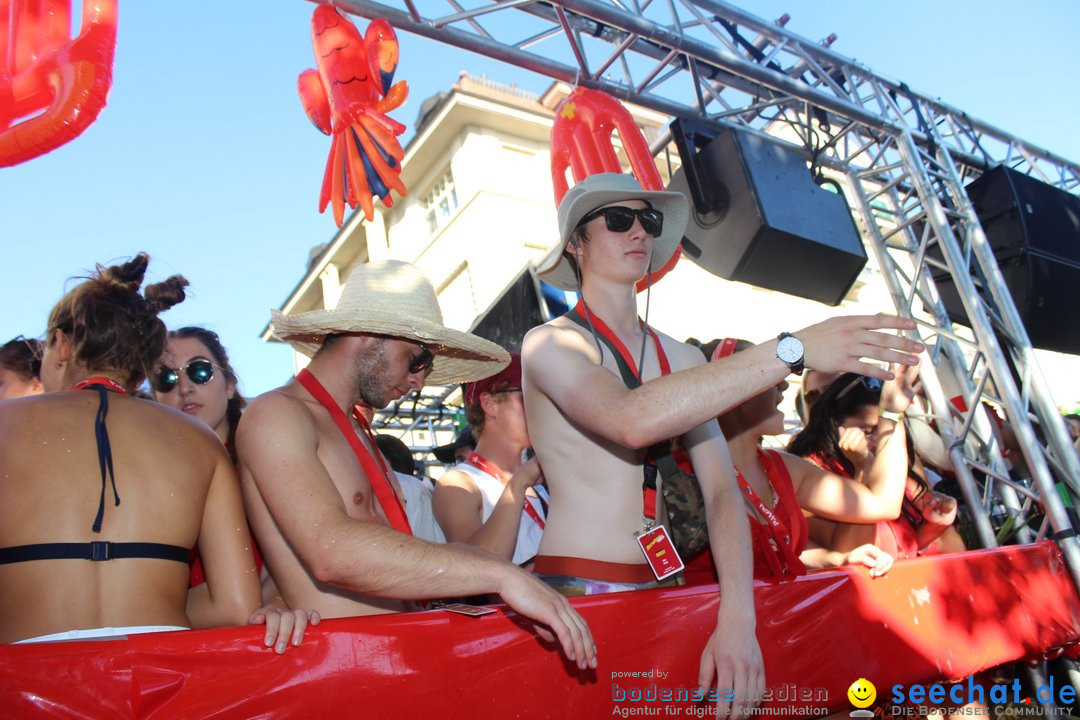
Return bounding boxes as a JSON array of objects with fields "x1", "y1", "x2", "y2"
[{"x1": 2, "y1": 0, "x2": 1077, "y2": 398}]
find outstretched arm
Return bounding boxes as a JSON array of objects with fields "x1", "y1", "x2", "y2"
[
  {"x1": 238, "y1": 390, "x2": 595, "y2": 669},
  {"x1": 523, "y1": 315, "x2": 921, "y2": 450}
]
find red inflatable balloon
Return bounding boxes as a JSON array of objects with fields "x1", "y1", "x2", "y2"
[
  {"x1": 299, "y1": 7, "x2": 409, "y2": 226},
  {"x1": 550, "y1": 88, "x2": 681, "y2": 290},
  {"x1": 0, "y1": 0, "x2": 118, "y2": 167}
]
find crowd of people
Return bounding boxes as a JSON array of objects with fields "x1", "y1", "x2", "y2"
[{"x1": 3, "y1": 172, "x2": 1070, "y2": 713}]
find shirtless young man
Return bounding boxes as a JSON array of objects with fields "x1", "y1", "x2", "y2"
[
  {"x1": 522, "y1": 173, "x2": 922, "y2": 713},
  {"x1": 238, "y1": 260, "x2": 595, "y2": 670}
]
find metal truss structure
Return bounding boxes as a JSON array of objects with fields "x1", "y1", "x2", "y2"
[
  {"x1": 327, "y1": 0, "x2": 1080, "y2": 586},
  {"x1": 372, "y1": 384, "x2": 462, "y2": 467}
]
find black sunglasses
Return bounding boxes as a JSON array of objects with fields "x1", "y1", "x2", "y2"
[
  {"x1": 578, "y1": 205, "x2": 664, "y2": 237},
  {"x1": 836, "y1": 375, "x2": 883, "y2": 400},
  {"x1": 408, "y1": 344, "x2": 435, "y2": 375},
  {"x1": 154, "y1": 359, "x2": 216, "y2": 393}
]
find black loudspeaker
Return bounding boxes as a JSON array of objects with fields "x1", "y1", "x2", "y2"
[
  {"x1": 469, "y1": 269, "x2": 548, "y2": 353},
  {"x1": 669, "y1": 119, "x2": 867, "y2": 306},
  {"x1": 931, "y1": 165, "x2": 1080, "y2": 355}
]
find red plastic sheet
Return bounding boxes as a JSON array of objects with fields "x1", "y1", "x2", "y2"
[{"x1": 2, "y1": 542, "x2": 1078, "y2": 718}]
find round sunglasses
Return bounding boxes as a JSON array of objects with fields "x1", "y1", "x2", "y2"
[
  {"x1": 154, "y1": 359, "x2": 217, "y2": 393},
  {"x1": 578, "y1": 205, "x2": 664, "y2": 237}
]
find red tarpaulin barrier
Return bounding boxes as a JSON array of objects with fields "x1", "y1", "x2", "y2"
[{"x1": 2, "y1": 542, "x2": 1078, "y2": 718}]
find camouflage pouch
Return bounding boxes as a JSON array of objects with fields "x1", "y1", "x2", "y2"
[{"x1": 654, "y1": 450, "x2": 709, "y2": 559}]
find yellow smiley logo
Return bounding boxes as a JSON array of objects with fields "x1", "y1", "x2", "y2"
[{"x1": 847, "y1": 678, "x2": 876, "y2": 709}]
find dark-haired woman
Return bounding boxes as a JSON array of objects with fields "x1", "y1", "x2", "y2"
[
  {"x1": 0, "y1": 254, "x2": 260, "y2": 644},
  {"x1": 0, "y1": 336, "x2": 44, "y2": 399},
  {"x1": 154, "y1": 327, "x2": 245, "y2": 463},
  {"x1": 788, "y1": 370, "x2": 959, "y2": 560},
  {"x1": 682, "y1": 339, "x2": 918, "y2": 583},
  {"x1": 153, "y1": 327, "x2": 320, "y2": 652}
]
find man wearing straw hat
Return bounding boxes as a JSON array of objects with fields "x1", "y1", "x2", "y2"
[
  {"x1": 237, "y1": 259, "x2": 595, "y2": 669},
  {"x1": 523, "y1": 172, "x2": 923, "y2": 712}
]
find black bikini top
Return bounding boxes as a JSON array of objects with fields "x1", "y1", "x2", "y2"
[
  {"x1": 0, "y1": 379, "x2": 188, "y2": 566},
  {"x1": 0, "y1": 541, "x2": 189, "y2": 565}
]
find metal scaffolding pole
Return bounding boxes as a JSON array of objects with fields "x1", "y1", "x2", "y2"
[
  {"x1": 318, "y1": 0, "x2": 1080, "y2": 571},
  {"x1": 323, "y1": 0, "x2": 1080, "y2": 188}
]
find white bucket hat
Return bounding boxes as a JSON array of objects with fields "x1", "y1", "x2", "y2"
[
  {"x1": 270, "y1": 260, "x2": 509, "y2": 385},
  {"x1": 536, "y1": 172, "x2": 690, "y2": 291}
]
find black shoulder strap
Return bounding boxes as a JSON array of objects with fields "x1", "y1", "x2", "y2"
[
  {"x1": 564, "y1": 308, "x2": 641, "y2": 389},
  {"x1": 564, "y1": 309, "x2": 674, "y2": 467},
  {"x1": 87, "y1": 384, "x2": 121, "y2": 533}
]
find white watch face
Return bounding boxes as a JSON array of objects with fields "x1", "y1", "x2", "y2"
[{"x1": 777, "y1": 335, "x2": 803, "y2": 364}]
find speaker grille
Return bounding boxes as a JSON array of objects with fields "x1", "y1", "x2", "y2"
[{"x1": 669, "y1": 121, "x2": 867, "y2": 306}]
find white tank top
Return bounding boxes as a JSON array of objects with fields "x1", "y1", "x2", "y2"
[{"x1": 452, "y1": 461, "x2": 547, "y2": 566}]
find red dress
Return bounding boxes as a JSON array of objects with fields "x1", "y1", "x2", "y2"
[
  {"x1": 805, "y1": 452, "x2": 921, "y2": 561},
  {"x1": 681, "y1": 449, "x2": 808, "y2": 585}
]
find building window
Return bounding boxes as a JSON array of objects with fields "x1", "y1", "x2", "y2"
[{"x1": 422, "y1": 168, "x2": 459, "y2": 234}]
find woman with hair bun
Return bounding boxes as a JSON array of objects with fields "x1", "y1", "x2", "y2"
[{"x1": 0, "y1": 254, "x2": 260, "y2": 644}]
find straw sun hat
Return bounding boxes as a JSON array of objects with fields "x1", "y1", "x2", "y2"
[
  {"x1": 270, "y1": 260, "x2": 509, "y2": 385},
  {"x1": 536, "y1": 172, "x2": 690, "y2": 291}
]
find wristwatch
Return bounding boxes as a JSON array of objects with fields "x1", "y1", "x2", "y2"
[
  {"x1": 878, "y1": 408, "x2": 904, "y2": 423},
  {"x1": 775, "y1": 332, "x2": 805, "y2": 376}
]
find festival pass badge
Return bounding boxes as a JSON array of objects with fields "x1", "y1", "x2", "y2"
[
  {"x1": 440, "y1": 603, "x2": 496, "y2": 617},
  {"x1": 636, "y1": 526, "x2": 684, "y2": 581}
]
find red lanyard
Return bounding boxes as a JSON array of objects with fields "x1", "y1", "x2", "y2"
[
  {"x1": 352, "y1": 407, "x2": 396, "y2": 485},
  {"x1": 297, "y1": 369, "x2": 412, "y2": 536},
  {"x1": 737, "y1": 450, "x2": 800, "y2": 578},
  {"x1": 573, "y1": 299, "x2": 670, "y2": 378},
  {"x1": 573, "y1": 300, "x2": 671, "y2": 521},
  {"x1": 72, "y1": 376, "x2": 128, "y2": 394},
  {"x1": 466, "y1": 452, "x2": 546, "y2": 530}
]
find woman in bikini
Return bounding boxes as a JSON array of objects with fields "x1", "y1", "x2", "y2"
[{"x1": 0, "y1": 254, "x2": 259, "y2": 644}]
